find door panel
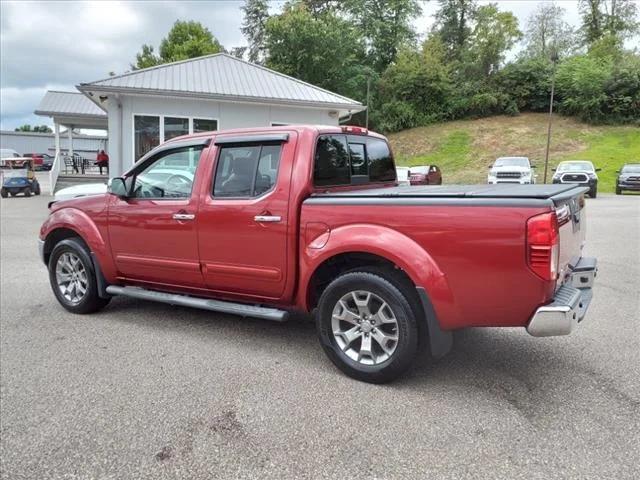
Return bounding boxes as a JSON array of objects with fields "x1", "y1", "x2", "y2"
[
  {"x1": 107, "y1": 145, "x2": 206, "y2": 288},
  {"x1": 197, "y1": 136, "x2": 295, "y2": 299}
]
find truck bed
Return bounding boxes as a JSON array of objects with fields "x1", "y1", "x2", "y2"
[{"x1": 309, "y1": 184, "x2": 588, "y2": 206}]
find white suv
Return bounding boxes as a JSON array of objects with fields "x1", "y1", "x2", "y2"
[{"x1": 487, "y1": 157, "x2": 536, "y2": 184}]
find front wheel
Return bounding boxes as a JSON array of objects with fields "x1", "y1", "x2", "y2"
[
  {"x1": 23, "y1": 187, "x2": 31, "y2": 197},
  {"x1": 317, "y1": 271, "x2": 419, "y2": 383},
  {"x1": 34, "y1": 182, "x2": 41, "y2": 195},
  {"x1": 0, "y1": 188, "x2": 6, "y2": 198},
  {"x1": 48, "y1": 238, "x2": 110, "y2": 314},
  {"x1": 590, "y1": 186, "x2": 597, "y2": 198},
  {"x1": 616, "y1": 186, "x2": 622, "y2": 195}
]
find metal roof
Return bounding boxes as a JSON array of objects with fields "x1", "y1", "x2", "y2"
[
  {"x1": 78, "y1": 53, "x2": 364, "y2": 111},
  {"x1": 34, "y1": 91, "x2": 106, "y2": 118}
]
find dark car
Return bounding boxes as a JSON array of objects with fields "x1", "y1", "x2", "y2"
[
  {"x1": 23, "y1": 153, "x2": 54, "y2": 171},
  {"x1": 409, "y1": 165, "x2": 442, "y2": 185},
  {"x1": 616, "y1": 163, "x2": 640, "y2": 195},
  {"x1": 552, "y1": 160, "x2": 600, "y2": 198}
]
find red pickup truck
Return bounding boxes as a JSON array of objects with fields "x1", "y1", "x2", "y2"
[{"x1": 39, "y1": 125, "x2": 597, "y2": 383}]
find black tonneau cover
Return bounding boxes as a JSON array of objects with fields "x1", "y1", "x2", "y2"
[{"x1": 308, "y1": 184, "x2": 589, "y2": 207}]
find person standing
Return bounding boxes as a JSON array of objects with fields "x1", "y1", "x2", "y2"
[{"x1": 96, "y1": 150, "x2": 109, "y2": 175}]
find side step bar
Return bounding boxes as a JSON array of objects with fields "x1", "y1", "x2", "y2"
[{"x1": 105, "y1": 286, "x2": 289, "y2": 322}]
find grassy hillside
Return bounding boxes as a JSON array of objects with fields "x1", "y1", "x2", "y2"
[{"x1": 388, "y1": 113, "x2": 640, "y2": 192}]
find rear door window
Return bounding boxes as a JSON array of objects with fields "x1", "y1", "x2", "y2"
[{"x1": 213, "y1": 144, "x2": 282, "y2": 197}]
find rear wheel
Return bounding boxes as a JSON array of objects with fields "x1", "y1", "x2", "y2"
[
  {"x1": 317, "y1": 271, "x2": 419, "y2": 383},
  {"x1": 0, "y1": 188, "x2": 6, "y2": 198},
  {"x1": 23, "y1": 187, "x2": 31, "y2": 197},
  {"x1": 48, "y1": 238, "x2": 110, "y2": 314}
]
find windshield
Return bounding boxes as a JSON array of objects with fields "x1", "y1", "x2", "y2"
[
  {"x1": 557, "y1": 161, "x2": 594, "y2": 172},
  {"x1": 621, "y1": 165, "x2": 640, "y2": 173},
  {"x1": 494, "y1": 157, "x2": 529, "y2": 167}
]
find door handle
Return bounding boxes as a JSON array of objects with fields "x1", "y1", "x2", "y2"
[
  {"x1": 173, "y1": 213, "x2": 195, "y2": 221},
  {"x1": 254, "y1": 215, "x2": 281, "y2": 223}
]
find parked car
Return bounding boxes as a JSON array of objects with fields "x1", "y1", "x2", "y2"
[
  {"x1": 395, "y1": 166, "x2": 411, "y2": 186},
  {"x1": 23, "y1": 153, "x2": 54, "y2": 171},
  {"x1": 39, "y1": 126, "x2": 597, "y2": 383},
  {"x1": 616, "y1": 163, "x2": 640, "y2": 194},
  {"x1": 488, "y1": 156, "x2": 536, "y2": 184},
  {"x1": 409, "y1": 165, "x2": 442, "y2": 185},
  {"x1": 0, "y1": 148, "x2": 21, "y2": 165},
  {"x1": 552, "y1": 160, "x2": 600, "y2": 198},
  {"x1": 52, "y1": 183, "x2": 108, "y2": 204},
  {"x1": 1, "y1": 158, "x2": 41, "y2": 197}
]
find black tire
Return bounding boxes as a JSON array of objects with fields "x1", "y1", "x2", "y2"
[
  {"x1": 23, "y1": 187, "x2": 31, "y2": 197},
  {"x1": 590, "y1": 187, "x2": 597, "y2": 198},
  {"x1": 317, "y1": 271, "x2": 419, "y2": 383},
  {"x1": 0, "y1": 188, "x2": 7, "y2": 198},
  {"x1": 616, "y1": 186, "x2": 622, "y2": 195},
  {"x1": 48, "y1": 238, "x2": 110, "y2": 314},
  {"x1": 34, "y1": 182, "x2": 41, "y2": 195}
]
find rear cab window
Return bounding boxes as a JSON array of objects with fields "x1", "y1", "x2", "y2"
[{"x1": 313, "y1": 134, "x2": 395, "y2": 188}]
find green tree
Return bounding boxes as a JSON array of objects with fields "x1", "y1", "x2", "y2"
[
  {"x1": 133, "y1": 20, "x2": 223, "y2": 69},
  {"x1": 264, "y1": 4, "x2": 370, "y2": 101},
  {"x1": 579, "y1": 0, "x2": 639, "y2": 45},
  {"x1": 467, "y1": 4, "x2": 522, "y2": 76},
  {"x1": 433, "y1": 0, "x2": 478, "y2": 61},
  {"x1": 376, "y1": 36, "x2": 454, "y2": 131},
  {"x1": 241, "y1": 0, "x2": 270, "y2": 63},
  {"x1": 341, "y1": 0, "x2": 422, "y2": 73},
  {"x1": 522, "y1": 3, "x2": 577, "y2": 60},
  {"x1": 14, "y1": 125, "x2": 52, "y2": 133}
]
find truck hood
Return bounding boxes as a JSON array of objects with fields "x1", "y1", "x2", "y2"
[{"x1": 490, "y1": 166, "x2": 531, "y2": 174}]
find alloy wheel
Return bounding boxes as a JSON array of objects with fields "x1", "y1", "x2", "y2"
[
  {"x1": 55, "y1": 252, "x2": 88, "y2": 305},
  {"x1": 331, "y1": 290, "x2": 399, "y2": 365}
]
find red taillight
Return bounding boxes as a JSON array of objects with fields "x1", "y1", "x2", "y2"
[
  {"x1": 527, "y1": 212, "x2": 559, "y2": 282},
  {"x1": 341, "y1": 126, "x2": 368, "y2": 135}
]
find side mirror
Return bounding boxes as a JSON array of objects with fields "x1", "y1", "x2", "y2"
[
  {"x1": 108, "y1": 177, "x2": 128, "y2": 197},
  {"x1": 596, "y1": 168, "x2": 602, "y2": 172},
  {"x1": 615, "y1": 170, "x2": 620, "y2": 174},
  {"x1": 531, "y1": 165, "x2": 537, "y2": 168},
  {"x1": 552, "y1": 168, "x2": 557, "y2": 172}
]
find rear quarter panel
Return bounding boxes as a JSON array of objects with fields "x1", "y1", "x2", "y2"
[{"x1": 300, "y1": 202, "x2": 554, "y2": 330}]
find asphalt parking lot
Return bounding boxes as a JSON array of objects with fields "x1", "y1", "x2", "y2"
[{"x1": 1, "y1": 187, "x2": 639, "y2": 480}]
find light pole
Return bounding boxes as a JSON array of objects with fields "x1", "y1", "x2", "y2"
[{"x1": 543, "y1": 51, "x2": 559, "y2": 184}]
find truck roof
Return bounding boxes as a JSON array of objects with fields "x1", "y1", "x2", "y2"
[{"x1": 166, "y1": 125, "x2": 387, "y2": 144}]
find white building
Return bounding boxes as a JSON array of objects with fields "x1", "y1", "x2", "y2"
[
  {"x1": 0, "y1": 129, "x2": 106, "y2": 157},
  {"x1": 36, "y1": 53, "x2": 365, "y2": 190}
]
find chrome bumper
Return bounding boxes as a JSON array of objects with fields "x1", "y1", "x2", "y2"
[{"x1": 527, "y1": 257, "x2": 597, "y2": 337}]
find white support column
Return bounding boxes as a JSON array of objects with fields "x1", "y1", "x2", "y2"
[
  {"x1": 54, "y1": 122, "x2": 60, "y2": 158},
  {"x1": 67, "y1": 126, "x2": 74, "y2": 157}
]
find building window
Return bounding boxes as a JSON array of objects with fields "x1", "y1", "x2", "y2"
[
  {"x1": 164, "y1": 117, "x2": 189, "y2": 141},
  {"x1": 134, "y1": 115, "x2": 160, "y2": 161},
  {"x1": 193, "y1": 118, "x2": 218, "y2": 133}
]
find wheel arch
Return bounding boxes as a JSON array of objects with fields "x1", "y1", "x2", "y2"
[{"x1": 299, "y1": 224, "x2": 457, "y2": 356}]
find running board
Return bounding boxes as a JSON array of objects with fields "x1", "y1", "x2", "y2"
[{"x1": 105, "y1": 286, "x2": 289, "y2": 322}]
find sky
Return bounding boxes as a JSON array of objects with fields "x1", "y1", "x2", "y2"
[{"x1": 1, "y1": 0, "x2": 638, "y2": 131}]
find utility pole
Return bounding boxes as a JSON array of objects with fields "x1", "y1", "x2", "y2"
[
  {"x1": 543, "y1": 51, "x2": 559, "y2": 184},
  {"x1": 365, "y1": 76, "x2": 371, "y2": 129}
]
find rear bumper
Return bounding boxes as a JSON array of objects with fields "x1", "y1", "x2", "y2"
[{"x1": 527, "y1": 257, "x2": 597, "y2": 337}]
